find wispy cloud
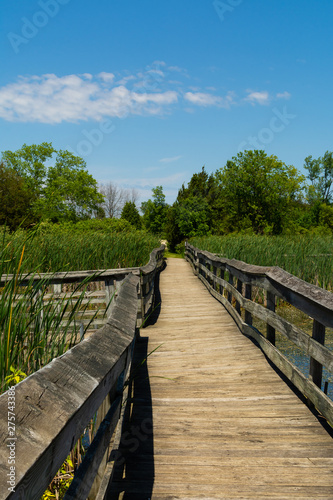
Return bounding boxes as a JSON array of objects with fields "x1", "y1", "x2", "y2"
[
  {"x1": 0, "y1": 73, "x2": 178, "y2": 123},
  {"x1": 184, "y1": 91, "x2": 234, "y2": 108},
  {"x1": 244, "y1": 90, "x2": 292, "y2": 106},
  {"x1": 276, "y1": 91, "x2": 291, "y2": 100},
  {"x1": 159, "y1": 155, "x2": 183, "y2": 163},
  {"x1": 0, "y1": 63, "x2": 292, "y2": 124},
  {"x1": 245, "y1": 90, "x2": 270, "y2": 106},
  {"x1": 98, "y1": 72, "x2": 115, "y2": 83}
]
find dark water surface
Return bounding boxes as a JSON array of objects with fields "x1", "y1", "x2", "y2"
[{"x1": 275, "y1": 330, "x2": 333, "y2": 401}]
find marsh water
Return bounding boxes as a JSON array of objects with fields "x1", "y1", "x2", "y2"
[
  {"x1": 275, "y1": 330, "x2": 333, "y2": 401},
  {"x1": 250, "y1": 300, "x2": 333, "y2": 402}
]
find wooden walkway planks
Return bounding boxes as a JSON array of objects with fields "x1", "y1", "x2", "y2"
[{"x1": 107, "y1": 258, "x2": 333, "y2": 499}]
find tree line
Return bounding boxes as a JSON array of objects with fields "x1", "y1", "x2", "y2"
[
  {"x1": 1, "y1": 143, "x2": 333, "y2": 249},
  {"x1": 0, "y1": 142, "x2": 140, "y2": 230},
  {"x1": 139, "y1": 149, "x2": 333, "y2": 250}
]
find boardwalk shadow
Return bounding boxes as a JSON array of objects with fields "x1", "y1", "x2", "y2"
[
  {"x1": 142, "y1": 264, "x2": 164, "y2": 328},
  {"x1": 107, "y1": 336, "x2": 154, "y2": 499}
]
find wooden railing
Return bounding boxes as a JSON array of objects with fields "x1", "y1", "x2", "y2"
[
  {"x1": 185, "y1": 242, "x2": 333, "y2": 427},
  {"x1": 0, "y1": 245, "x2": 165, "y2": 500},
  {"x1": 0, "y1": 244, "x2": 165, "y2": 330}
]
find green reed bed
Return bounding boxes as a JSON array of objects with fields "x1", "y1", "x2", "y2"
[
  {"x1": 0, "y1": 225, "x2": 161, "y2": 498},
  {"x1": 0, "y1": 244, "x2": 100, "y2": 393},
  {"x1": 0, "y1": 224, "x2": 160, "y2": 388},
  {"x1": 1, "y1": 226, "x2": 161, "y2": 273},
  {"x1": 190, "y1": 234, "x2": 333, "y2": 290}
]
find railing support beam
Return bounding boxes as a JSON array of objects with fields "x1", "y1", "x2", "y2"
[
  {"x1": 266, "y1": 291, "x2": 276, "y2": 345},
  {"x1": 310, "y1": 319, "x2": 326, "y2": 389}
]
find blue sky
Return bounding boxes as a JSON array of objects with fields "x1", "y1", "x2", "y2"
[{"x1": 1, "y1": 0, "x2": 332, "y2": 204}]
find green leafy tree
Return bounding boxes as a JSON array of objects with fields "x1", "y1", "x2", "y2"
[
  {"x1": 175, "y1": 196, "x2": 211, "y2": 238},
  {"x1": 2, "y1": 142, "x2": 55, "y2": 195},
  {"x1": 304, "y1": 151, "x2": 333, "y2": 204},
  {"x1": 141, "y1": 186, "x2": 168, "y2": 234},
  {"x1": 164, "y1": 205, "x2": 182, "y2": 251},
  {"x1": 165, "y1": 167, "x2": 217, "y2": 250},
  {"x1": 2, "y1": 144, "x2": 103, "y2": 222},
  {"x1": 318, "y1": 203, "x2": 333, "y2": 230},
  {"x1": 215, "y1": 150, "x2": 305, "y2": 234},
  {"x1": 177, "y1": 166, "x2": 216, "y2": 202},
  {"x1": 40, "y1": 150, "x2": 103, "y2": 222},
  {"x1": 0, "y1": 162, "x2": 37, "y2": 230},
  {"x1": 121, "y1": 201, "x2": 142, "y2": 229}
]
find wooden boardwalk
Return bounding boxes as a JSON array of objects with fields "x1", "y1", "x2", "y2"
[{"x1": 108, "y1": 258, "x2": 333, "y2": 499}]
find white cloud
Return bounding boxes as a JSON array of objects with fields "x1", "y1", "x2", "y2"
[
  {"x1": 159, "y1": 155, "x2": 182, "y2": 163},
  {"x1": 0, "y1": 73, "x2": 178, "y2": 123},
  {"x1": 116, "y1": 75, "x2": 136, "y2": 85},
  {"x1": 0, "y1": 65, "x2": 291, "y2": 124},
  {"x1": 245, "y1": 90, "x2": 270, "y2": 106},
  {"x1": 98, "y1": 72, "x2": 115, "y2": 83},
  {"x1": 167, "y1": 65, "x2": 189, "y2": 78},
  {"x1": 276, "y1": 91, "x2": 291, "y2": 100},
  {"x1": 168, "y1": 66, "x2": 184, "y2": 72},
  {"x1": 184, "y1": 91, "x2": 234, "y2": 108}
]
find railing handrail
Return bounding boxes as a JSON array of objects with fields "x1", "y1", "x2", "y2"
[
  {"x1": 185, "y1": 242, "x2": 333, "y2": 427},
  {"x1": 190, "y1": 247, "x2": 333, "y2": 326},
  {"x1": 0, "y1": 244, "x2": 166, "y2": 287},
  {"x1": 0, "y1": 245, "x2": 165, "y2": 499}
]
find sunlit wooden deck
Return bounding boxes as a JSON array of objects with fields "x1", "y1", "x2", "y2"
[{"x1": 107, "y1": 258, "x2": 333, "y2": 499}]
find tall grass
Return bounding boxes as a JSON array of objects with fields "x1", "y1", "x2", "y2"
[
  {"x1": 189, "y1": 235, "x2": 333, "y2": 290},
  {"x1": 0, "y1": 222, "x2": 160, "y2": 388},
  {"x1": 0, "y1": 224, "x2": 161, "y2": 498},
  {"x1": 0, "y1": 235, "x2": 103, "y2": 392},
  {"x1": 0, "y1": 225, "x2": 161, "y2": 273}
]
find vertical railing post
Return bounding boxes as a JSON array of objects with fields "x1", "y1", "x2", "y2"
[
  {"x1": 228, "y1": 271, "x2": 234, "y2": 304},
  {"x1": 53, "y1": 283, "x2": 62, "y2": 315},
  {"x1": 201, "y1": 256, "x2": 207, "y2": 280},
  {"x1": 212, "y1": 265, "x2": 217, "y2": 291},
  {"x1": 198, "y1": 256, "x2": 203, "y2": 278},
  {"x1": 140, "y1": 272, "x2": 145, "y2": 325},
  {"x1": 33, "y1": 282, "x2": 44, "y2": 327},
  {"x1": 236, "y1": 278, "x2": 242, "y2": 315},
  {"x1": 244, "y1": 283, "x2": 252, "y2": 326},
  {"x1": 194, "y1": 249, "x2": 199, "y2": 275},
  {"x1": 219, "y1": 266, "x2": 225, "y2": 296},
  {"x1": 309, "y1": 319, "x2": 326, "y2": 389},
  {"x1": 266, "y1": 291, "x2": 276, "y2": 345},
  {"x1": 208, "y1": 262, "x2": 212, "y2": 287},
  {"x1": 105, "y1": 278, "x2": 115, "y2": 318}
]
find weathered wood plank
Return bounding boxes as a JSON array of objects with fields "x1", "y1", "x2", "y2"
[
  {"x1": 198, "y1": 259, "x2": 333, "y2": 375},
  {"x1": 189, "y1": 243, "x2": 333, "y2": 327},
  {"x1": 0, "y1": 273, "x2": 139, "y2": 500},
  {"x1": 108, "y1": 258, "x2": 333, "y2": 500},
  {"x1": 63, "y1": 396, "x2": 121, "y2": 500},
  {"x1": 310, "y1": 319, "x2": 326, "y2": 388}
]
